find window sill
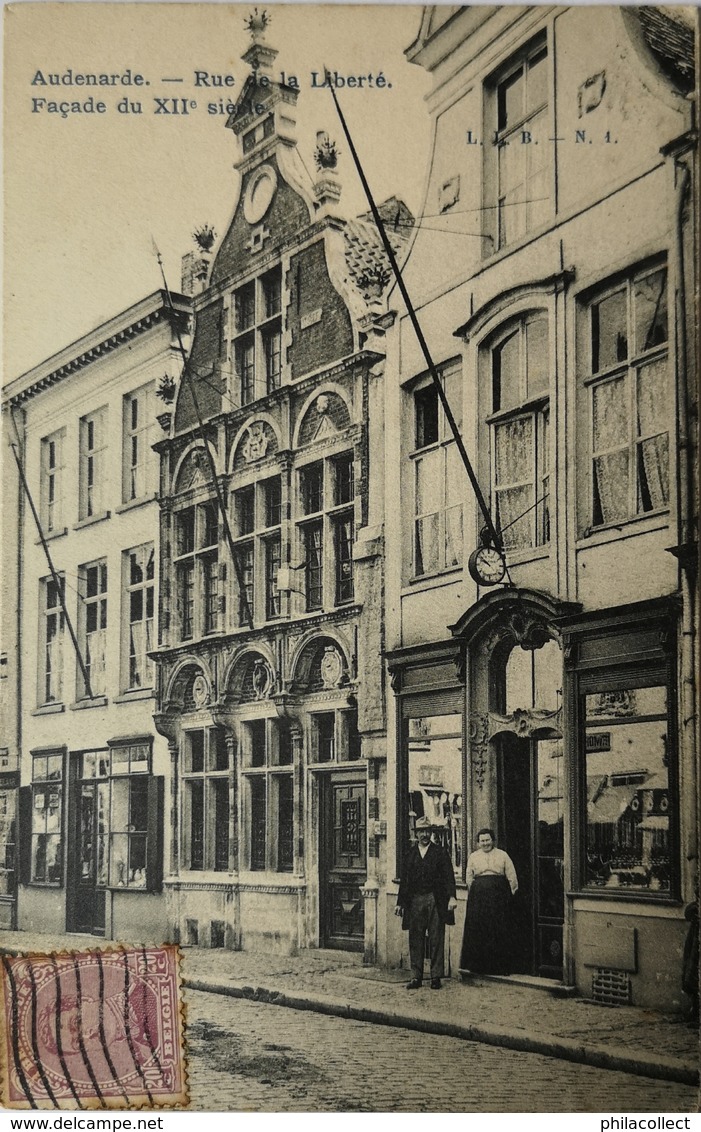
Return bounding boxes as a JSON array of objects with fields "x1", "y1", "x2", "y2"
[
  {"x1": 36, "y1": 527, "x2": 68, "y2": 545},
  {"x1": 31, "y1": 702, "x2": 65, "y2": 716},
  {"x1": 405, "y1": 565, "x2": 463, "y2": 592},
  {"x1": 504, "y1": 545, "x2": 550, "y2": 568},
  {"x1": 74, "y1": 510, "x2": 111, "y2": 531},
  {"x1": 70, "y1": 696, "x2": 108, "y2": 710},
  {"x1": 568, "y1": 889, "x2": 681, "y2": 908},
  {"x1": 170, "y1": 871, "x2": 236, "y2": 884},
  {"x1": 486, "y1": 395, "x2": 549, "y2": 425},
  {"x1": 478, "y1": 216, "x2": 554, "y2": 272},
  {"x1": 238, "y1": 871, "x2": 303, "y2": 886},
  {"x1": 577, "y1": 509, "x2": 670, "y2": 549},
  {"x1": 115, "y1": 493, "x2": 158, "y2": 515},
  {"x1": 24, "y1": 881, "x2": 63, "y2": 889},
  {"x1": 114, "y1": 688, "x2": 154, "y2": 703}
]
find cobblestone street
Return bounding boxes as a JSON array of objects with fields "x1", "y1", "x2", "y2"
[{"x1": 186, "y1": 990, "x2": 698, "y2": 1113}]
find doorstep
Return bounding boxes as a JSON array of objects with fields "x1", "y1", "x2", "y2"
[
  {"x1": 460, "y1": 969, "x2": 579, "y2": 997},
  {"x1": 301, "y1": 947, "x2": 364, "y2": 965}
]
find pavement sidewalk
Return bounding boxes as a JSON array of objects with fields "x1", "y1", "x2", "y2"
[{"x1": 0, "y1": 930, "x2": 698, "y2": 1087}]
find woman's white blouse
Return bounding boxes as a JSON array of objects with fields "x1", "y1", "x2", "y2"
[{"x1": 466, "y1": 847, "x2": 518, "y2": 894}]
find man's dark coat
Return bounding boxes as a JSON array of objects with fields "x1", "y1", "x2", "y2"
[{"x1": 397, "y1": 840, "x2": 457, "y2": 931}]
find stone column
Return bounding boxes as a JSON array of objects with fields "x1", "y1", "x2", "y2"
[
  {"x1": 168, "y1": 738, "x2": 179, "y2": 877},
  {"x1": 361, "y1": 879, "x2": 379, "y2": 966},
  {"x1": 226, "y1": 732, "x2": 238, "y2": 874},
  {"x1": 291, "y1": 724, "x2": 304, "y2": 878}
]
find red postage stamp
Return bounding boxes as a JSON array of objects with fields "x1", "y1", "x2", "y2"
[{"x1": 0, "y1": 945, "x2": 187, "y2": 1109}]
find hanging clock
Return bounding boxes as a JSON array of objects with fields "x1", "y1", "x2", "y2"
[{"x1": 468, "y1": 543, "x2": 506, "y2": 586}]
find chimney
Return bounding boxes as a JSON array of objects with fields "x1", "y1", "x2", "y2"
[{"x1": 181, "y1": 251, "x2": 213, "y2": 296}]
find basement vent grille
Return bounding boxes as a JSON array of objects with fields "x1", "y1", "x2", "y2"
[{"x1": 592, "y1": 968, "x2": 631, "y2": 1006}]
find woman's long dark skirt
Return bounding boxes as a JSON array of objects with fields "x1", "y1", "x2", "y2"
[{"x1": 460, "y1": 874, "x2": 514, "y2": 974}]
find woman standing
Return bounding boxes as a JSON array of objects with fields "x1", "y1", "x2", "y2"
[{"x1": 460, "y1": 828, "x2": 518, "y2": 975}]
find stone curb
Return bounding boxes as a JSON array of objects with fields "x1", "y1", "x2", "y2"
[{"x1": 185, "y1": 976, "x2": 699, "y2": 1088}]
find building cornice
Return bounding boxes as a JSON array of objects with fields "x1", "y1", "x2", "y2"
[{"x1": 3, "y1": 290, "x2": 191, "y2": 409}]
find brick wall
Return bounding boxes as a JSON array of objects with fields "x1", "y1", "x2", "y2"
[
  {"x1": 287, "y1": 240, "x2": 354, "y2": 380},
  {"x1": 210, "y1": 156, "x2": 310, "y2": 287}
]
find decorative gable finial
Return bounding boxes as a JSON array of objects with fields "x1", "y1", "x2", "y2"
[
  {"x1": 193, "y1": 224, "x2": 216, "y2": 253},
  {"x1": 156, "y1": 374, "x2": 177, "y2": 404},
  {"x1": 245, "y1": 7, "x2": 270, "y2": 39},
  {"x1": 314, "y1": 132, "x2": 340, "y2": 171}
]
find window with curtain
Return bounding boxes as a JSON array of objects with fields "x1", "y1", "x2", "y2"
[
  {"x1": 124, "y1": 544, "x2": 154, "y2": 690},
  {"x1": 487, "y1": 314, "x2": 550, "y2": 551},
  {"x1": 587, "y1": 265, "x2": 669, "y2": 529},
  {"x1": 411, "y1": 363, "x2": 463, "y2": 576}
]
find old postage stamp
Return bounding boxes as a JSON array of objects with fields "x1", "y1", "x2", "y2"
[{"x1": 0, "y1": 945, "x2": 187, "y2": 1109}]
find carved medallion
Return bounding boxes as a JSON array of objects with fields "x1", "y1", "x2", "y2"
[
  {"x1": 320, "y1": 646, "x2": 343, "y2": 689},
  {"x1": 242, "y1": 423, "x2": 269, "y2": 463},
  {"x1": 192, "y1": 674, "x2": 209, "y2": 708},
  {"x1": 252, "y1": 659, "x2": 272, "y2": 700}
]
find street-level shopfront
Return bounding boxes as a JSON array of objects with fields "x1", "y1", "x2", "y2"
[
  {"x1": 388, "y1": 590, "x2": 688, "y2": 1008},
  {"x1": 18, "y1": 737, "x2": 167, "y2": 943}
]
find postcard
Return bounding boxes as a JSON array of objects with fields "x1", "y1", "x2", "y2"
[{"x1": 1, "y1": 0, "x2": 698, "y2": 1114}]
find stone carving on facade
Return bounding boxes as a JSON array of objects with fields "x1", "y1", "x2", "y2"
[
  {"x1": 242, "y1": 422, "x2": 269, "y2": 463},
  {"x1": 320, "y1": 645, "x2": 344, "y2": 688},
  {"x1": 578, "y1": 71, "x2": 606, "y2": 117},
  {"x1": 191, "y1": 674, "x2": 210, "y2": 708},
  {"x1": 487, "y1": 706, "x2": 563, "y2": 740},
  {"x1": 469, "y1": 712, "x2": 490, "y2": 790},
  {"x1": 506, "y1": 610, "x2": 552, "y2": 651},
  {"x1": 252, "y1": 658, "x2": 273, "y2": 699}
]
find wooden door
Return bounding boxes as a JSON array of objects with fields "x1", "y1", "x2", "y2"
[{"x1": 320, "y1": 776, "x2": 366, "y2": 951}]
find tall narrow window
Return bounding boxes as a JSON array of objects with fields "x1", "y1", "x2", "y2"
[
  {"x1": 30, "y1": 752, "x2": 64, "y2": 884},
  {"x1": 304, "y1": 523, "x2": 324, "y2": 611},
  {"x1": 486, "y1": 37, "x2": 550, "y2": 251},
  {"x1": 80, "y1": 560, "x2": 108, "y2": 697},
  {"x1": 333, "y1": 515, "x2": 354, "y2": 604},
  {"x1": 79, "y1": 408, "x2": 107, "y2": 520},
  {"x1": 124, "y1": 545, "x2": 154, "y2": 690},
  {"x1": 411, "y1": 366, "x2": 463, "y2": 576},
  {"x1": 123, "y1": 385, "x2": 155, "y2": 503},
  {"x1": 173, "y1": 502, "x2": 219, "y2": 640},
  {"x1": 41, "y1": 430, "x2": 65, "y2": 533},
  {"x1": 587, "y1": 266, "x2": 669, "y2": 529},
  {"x1": 265, "y1": 536, "x2": 282, "y2": 619},
  {"x1": 232, "y1": 475, "x2": 282, "y2": 625},
  {"x1": 489, "y1": 315, "x2": 550, "y2": 550},
  {"x1": 182, "y1": 729, "x2": 229, "y2": 872},
  {"x1": 235, "y1": 542, "x2": 254, "y2": 627},
  {"x1": 42, "y1": 575, "x2": 65, "y2": 705},
  {"x1": 297, "y1": 453, "x2": 355, "y2": 609},
  {"x1": 242, "y1": 718, "x2": 293, "y2": 873},
  {"x1": 231, "y1": 267, "x2": 283, "y2": 404}
]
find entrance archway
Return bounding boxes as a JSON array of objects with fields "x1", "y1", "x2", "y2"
[{"x1": 452, "y1": 590, "x2": 578, "y2": 978}]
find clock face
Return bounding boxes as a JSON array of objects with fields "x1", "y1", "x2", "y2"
[
  {"x1": 243, "y1": 166, "x2": 277, "y2": 225},
  {"x1": 468, "y1": 545, "x2": 506, "y2": 586}
]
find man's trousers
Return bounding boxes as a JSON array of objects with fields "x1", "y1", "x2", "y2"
[{"x1": 408, "y1": 892, "x2": 445, "y2": 981}]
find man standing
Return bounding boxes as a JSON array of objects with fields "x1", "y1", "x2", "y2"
[{"x1": 395, "y1": 816, "x2": 458, "y2": 989}]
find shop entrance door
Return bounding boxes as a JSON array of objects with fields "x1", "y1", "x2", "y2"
[
  {"x1": 66, "y1": 757, "x2": 107, "y2": 935},
  {"x1": 320, "y1": 775, "x2": 366, "y2": 951},
  {"x1": 498, "y1": 733, "x2": 564, "y2": 978}
]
